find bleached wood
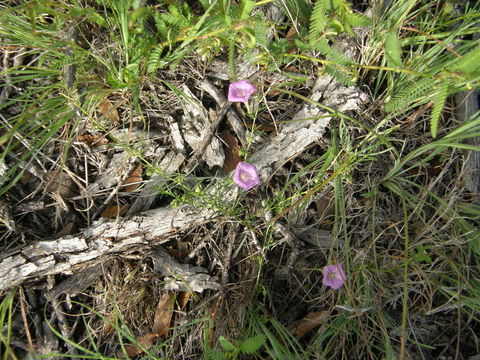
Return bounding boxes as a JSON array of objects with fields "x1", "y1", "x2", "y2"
[
  {"x1": 179, "y1": 85, "x2": 225, "y2": 168},
  {"x1": 251, "y1": 76, "x2": 367, "y2": 180},
  {"x1": 456, "y1": 90, "x2": 480, "y2": 200},
  {"x1": 0, "y1": 75, "x2": 366, "y2": 292},
  {"x1": 0, "y1": 206, "x2": 212, "y2": 291}
]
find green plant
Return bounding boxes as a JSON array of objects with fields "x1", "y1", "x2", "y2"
[
  {"x1": 0, "y1": 291, "x2": 16, "y2": 360},
  {"x1": 377, "y1": 2, "x2": 480, "y2": 137},
  {"x1": 0, "y1": 2, "x2": 80, "y2": 195},
  {"x1": 206, "y1": 334, "x2": 266, "y2": 360}
]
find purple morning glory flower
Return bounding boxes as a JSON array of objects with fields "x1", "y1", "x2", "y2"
[
  {"x1": 322, "y1": 264, "x2": 347, "y2": 290},
  {"x1": 228, "y1": 80, "x2": 256, "y2": 103},
  {"x1": 233, "y1": 162, "x2": 260, "y2": 190}
]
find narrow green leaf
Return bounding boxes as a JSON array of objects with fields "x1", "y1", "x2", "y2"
[
  {"x1": 384, "y1": 77, "x2": 436, "y2": 113},
  {"x1": 385, "y1": 31, "x2": 403, "y2": 68},
  {"x1": 239, "y1": 0, "x2": 254, "y2": 20},
  {"x1": 309, "y1": 0, "x2": 328, "y2": 42},
  {"x1": 451, "y1": 45, "x2": 480, "y2": 75},
  {"x1": 430, "y1": 80, "x2": 449, "y2": 138},
  {"x1": 239, "y1": 334, "x2": 266, "y2": 354},
  {"x1": 218, "y1": 336, "x2": 237, "y2": 352}
]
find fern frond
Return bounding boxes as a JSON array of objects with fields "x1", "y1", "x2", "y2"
[
  {"x1": 206, "y1": 350, "x2": 226, "y2": 360},
  {"x1": 346, "y1": 12, "x2": 371, "y2": 27},
  {"x1": 314, "y1": 38, "x2": 353, "y2": 66},
  {"x1": 146, "y1": 45, "x2": 164, "y2": 74},
  {"x1": 239, "y1": 334, "x2": 266, "y2": 355},
  {"x1": 198, "y1": 0, "x2": 211, "y2": 11},
  {"x1": 384, "y1": 77, "x2": 436, "y2": 113},
  {"x1": 254, "y1": 15, "x2": 268, "y2": 48},
  {"x1": 385, "y1": 31, "x2": 403, "y2": 68},
  {"x1": 325, "y1": 65, "x2": 356, "y2": 86},
  {"x1": 430, "y1": 79, "x2": 449, "y2": 138},
  {"x1": 218, "y1": 336, "x2": 236, "y2": 352},
  {"x1": 234, "y1": 0, "x2": 254, "y2": 21},
  {"x1": 451, "y1": 45, "x2": 480, "y2": 75},
  {"x1": 153, "y1": 12, "x2": 171, "y2": 38},
  {"x1": 160, "y1": 12, "x2": 188, "y2": 28},
  {"x1": 277, "y1": 0, "x2": 311, "y2": 23},
  {"x1": 309, "y1": 0, "x2": 328, "y2": 43}
]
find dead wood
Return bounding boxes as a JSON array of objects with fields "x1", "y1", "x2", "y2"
[
  {"x1": 456, "y1": 90, "x2": 480, "y2": 200},
  {"x1": 0, "y1": 206, "x2": 212, "y2": 292},
  {"x1": 0, "y1": 75, "x2": 366, "y2": 293},
  {"x1": 151, "y1": 247, "x2": 220, "y2": 292}
]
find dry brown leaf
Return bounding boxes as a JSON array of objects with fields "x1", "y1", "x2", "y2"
[
  {"x1": 288, "y1": 311, "x2": 329, "y2": 339},
  {"x1": 55, "y1": 222, "x2": 77, "y2": 238},
  {"x1": 219, "y1": 130, "x2": 241, "y2": 173},
  {"x1": 405, "y1": 102, "x2": 433, "y2": 124},
  {"x1": 102, "y1": 313, "x2": 116, "y2": 336},
  {"x1": 124, "y1": 164, "x2": 143, "y2": 192},
  {"x1": 20, "y1": 170, "x2": 32, "y2": 185},
  {"x1": 122, "y1": 333, "x2": 158, "y2": 358},
  {"x1": 177, "y1": 292, "x2": 191, "y2": 310},
  {"x1": 101, "y1": 203, "x2": 129, "y2": 218},
  {"x1": 77, "y1": 133, "x2": 109, "y2": 148},
  {"x1": 283, "y1": 65, "x2": 300, "y2": 73},
  {"x1": 247, "y1": 123, "x2": 276, "y2": 132},
  {"x1": 167, "y1": 246, "x2": 190, "y2": 261},
  {"x1": 152, "y1": 293, "x2": 175, "y2": 337},
  {"x1": 43, "y1": 170, "x2": 76, "y2": 198},
  {"x1": 316, "y1": 191, "x2": 334, "y2": 223},
  {"x1": 286, "y1": 26, "x2": 297, "y2": 41},
  {"x1": 98, "y1": 98, "x2": 120, "y2": 125}
]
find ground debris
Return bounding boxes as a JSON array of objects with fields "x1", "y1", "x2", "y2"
[
  {"x1": 151, "y1": 247, "x2": 220, "y2": 293},
  {"x1": 179, "y1": 85, "x2": 225, "y2": 168}
]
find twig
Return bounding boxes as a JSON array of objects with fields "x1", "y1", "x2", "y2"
[
  {"x1": 198, "y1": 79, "x2": 246, "y2": 146},
  {"x1": 18, "y1": 287, "x2": 34, "y2": 353}
]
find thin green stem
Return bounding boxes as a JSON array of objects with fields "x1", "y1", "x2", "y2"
[{"x1": 400, "y1": 195, "x2": 409, "y2": 360}]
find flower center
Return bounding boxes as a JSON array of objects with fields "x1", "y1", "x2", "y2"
[
  {"x1": 328, "y1": 273, "x2": 337, "y2": 279},
  {"x1": 240, "y1": 172, "x2": 250, "y2": 181}
]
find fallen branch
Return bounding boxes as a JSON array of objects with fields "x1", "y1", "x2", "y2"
[
  {"x1": 0, "y1": 75, "x2": 366, "y2": 292},
  {"x1": 0, "y1": 206, "x2": 211, "y2": 292}
]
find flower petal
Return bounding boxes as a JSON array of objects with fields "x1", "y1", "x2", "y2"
[
  {"x1": 322, "y1": 264, "x2": 347, "y2": 290},
  {"x1": 228, "y1": 80, "x2": 256, "y2": 103},
  {"x1": 233, "y1": 162, "x2": 260, "y2": 190}
]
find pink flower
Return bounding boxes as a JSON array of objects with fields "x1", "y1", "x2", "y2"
[
  {"x1": 228, "y1": 80, "x2": 256, "y2": 102},
  {"x1": 233, "y1": 162, "x2": 260, "y2": 190},
  {"x1": 322, "y1": 264, "x2": 347, "y2": 290}
]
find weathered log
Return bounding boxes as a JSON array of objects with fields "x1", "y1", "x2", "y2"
[
  {"x1": 0, "y1": 206, "x2": 212, "y2": 292},
  {"x1": 456, "y1": 90, "x2": 480, "y2": 201},
  {"x1": 0, "y1": 75, "x2": 366, "y2": 292}
]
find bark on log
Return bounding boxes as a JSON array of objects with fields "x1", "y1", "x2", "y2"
[
  {"x1": 0, "y1": 75, "x2": 366, "y2": 292},
  {"x1": 0, "y1": 206, "x2": 212, "y2": 291},
  {"x1": 456, "y1": 90, "x2": 480, "y2": 201}
]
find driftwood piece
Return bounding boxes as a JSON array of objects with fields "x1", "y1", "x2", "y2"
[
  {"x1": 126, "y1": 151, "x2": 185, "y2": 216},
  {"x1": 87, "y1": 152, "x2": 134, "y2": 196},
  {"x1": 179, "y1": 85, "x2": 225, "y2": 168},
  {"x1": 0, "y1": 75, "x2": 366, "y2": 292},
  {"x1": 46, "y1": 261, "x2": 111, "y2": 300},
  {"x1": 198, "y1": 79, "x2": 247, "y2": 146},
  {"x1": 151, "y1": 247, "x2": 220, "y2": 292},
  {"x1": 0, "y1": 206, "x2": 212, "y2": 291},
  {"x1": 250, "y1": 75, "x2": 367, "y2": 180},
  {"x1": 456, "y1": 90, "x2": 480, "y2": 200}
]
